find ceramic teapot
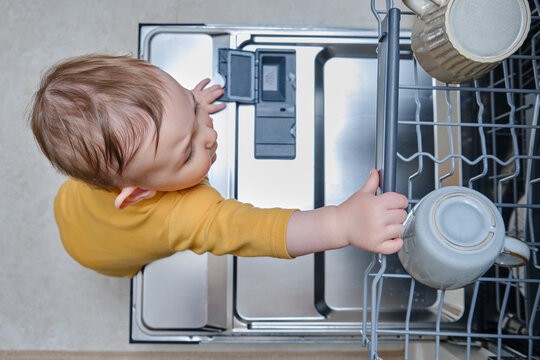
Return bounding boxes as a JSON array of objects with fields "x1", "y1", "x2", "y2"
[{"x1": 398, "y1": 186, "x2": 530, "y2": 290}]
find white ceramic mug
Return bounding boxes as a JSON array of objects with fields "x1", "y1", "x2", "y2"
[
  {"x1": 402, "y1": 0, "x2": 531, "y2": 84},
  {"x1": 398, "y1": 186, "x2": 530, "y2": 290}
]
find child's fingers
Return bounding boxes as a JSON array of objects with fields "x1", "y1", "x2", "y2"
[
  {"x1": 377, "y1": 237, "x2": 404, "y2": 254},
  {"x1": 359, "y1": 169, "x2": 379, "y2": 194},
  {"x1": 384, "y1": 223, "x2": 405, "y2": 240},
  {"x1": 206, "y1": 84, "x2": 223, "y2": 92},
  {"x1": 385, "y1": 209, "x2": 407, "y2": 225},
  {"x1": 206, "y1": 86, "x2": 224, "y2": 101},
  {"x1": 379, "y1": 192, "x2": 409, "y2": 209},
  {"x1": 207, "y1": 102, "x2": 226, "y2": 114},
  {"x1": 197, "y1": 87, "x2": 224, "y2": 104},
  {"x1": 193, "y1": 78, "x2": 211, "y2": 91}
]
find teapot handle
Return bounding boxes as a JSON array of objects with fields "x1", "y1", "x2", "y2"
[
  {"x1": 402, "y1": 0, "x2": 444, "y2": 17},
  {"x1": 494, "y1": 236, "x2": 530, "y2": 267}
]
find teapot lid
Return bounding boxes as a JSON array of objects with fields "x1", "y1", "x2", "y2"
[{"x1": 433, "y1": 192, "x2": 497, "y2": 250}]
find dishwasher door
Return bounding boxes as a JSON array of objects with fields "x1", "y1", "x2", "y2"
[
  {"x1": 131, "y1": 10, "x2": 539, "y2": 358},
  {"x1": 131, "y1": 24, "x2": 468, "y2": 345}
]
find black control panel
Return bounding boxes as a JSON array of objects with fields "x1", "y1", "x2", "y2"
[{"x1": 218, "y1": 49, "x2": 296, "y2": 159}]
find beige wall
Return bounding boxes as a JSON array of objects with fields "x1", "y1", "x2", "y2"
[{"x1": 0, "y1": 0, "x2": 406, "y2": 353}]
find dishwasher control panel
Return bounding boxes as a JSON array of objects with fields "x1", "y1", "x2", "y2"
[{"x1": 218, "y1": 49, "x2": 296, "y2": 159}]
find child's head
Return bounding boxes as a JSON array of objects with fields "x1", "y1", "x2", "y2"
[{"x1": 31, "y1": 55, "x2": 218, "y2": 208}]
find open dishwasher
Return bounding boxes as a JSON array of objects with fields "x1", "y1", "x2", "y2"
[{"x1": 131, "y1": 1, "x2": 539, "y2": 358}]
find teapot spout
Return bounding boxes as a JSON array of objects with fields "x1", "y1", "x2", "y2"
[{"x1": 402, "y1": 0, "x2": 439, "y2": 17}]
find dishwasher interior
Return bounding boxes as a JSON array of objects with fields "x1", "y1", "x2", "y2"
[{"x1": 131, "y1": 1, "x2": 540, "y2": 358}]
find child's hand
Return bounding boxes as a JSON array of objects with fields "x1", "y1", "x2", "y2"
[
  {"x1": 336, "y1": 169, "x2": 408, "y2": 254},
  {"x1": 286, "y1": 169, "x2": 408, "y2": 257},
  {"x1": 192, "y1": 78, "x2": 226, "y2": 114}
]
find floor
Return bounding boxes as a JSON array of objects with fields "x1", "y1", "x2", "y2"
[{"x1": 0, "y1": 351, "x2": 405, "y2": 360}]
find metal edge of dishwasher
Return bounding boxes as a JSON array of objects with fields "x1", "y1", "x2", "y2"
[{"x1": 130, "y1": 24, "x2": 468, "y2": 344}]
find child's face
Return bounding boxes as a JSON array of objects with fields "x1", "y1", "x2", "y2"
[{"x1": 122, "y1": 72, "x2": 218, "y2": 191}]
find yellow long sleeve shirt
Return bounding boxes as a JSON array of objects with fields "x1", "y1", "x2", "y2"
[{"x1": 54, "y1": 178, "x2": 295, "y2": 278}]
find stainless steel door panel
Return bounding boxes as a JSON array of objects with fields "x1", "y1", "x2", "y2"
[
  {"x1": 235, "y1": 256, "x2": 323, "y2": 320},
  {"x1": 236, "y1": 44, "x2": 322, "y2": 210},
  {"x1": 132, "y1": 25, "x2": 468, "y2": 343},
  {"x1": 141, "y1": 252, "x2": 227, "y2": 330},
  {"x1": 145, "y1": 33, "x2": 214, "y2": 90},
  {"x1": 315, "y1": 48, "x2": 464, "y2": 322},
  {"x1": 235, "y1": 45, "x2": 324, "y2": 321},
  {"x1": 323, "y1": 57, "x2": 378, "y2": 207},
  {"x1": 321, "y1": 57, "x2": 378, "y2": 312},
  {"x1": 141, "y1": 30, "x2": 233, "y2": 197},
  {"x1": 135, "y1": 29, "x2": 233, "y2": 335}
]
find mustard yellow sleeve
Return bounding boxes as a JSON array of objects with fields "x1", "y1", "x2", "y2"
[
  {"x1": 54, "y1": 178, "x2": 174, "y2": 278},
  {"x1": 168, "y1": 183, "x2": 297, "y2": 259}
]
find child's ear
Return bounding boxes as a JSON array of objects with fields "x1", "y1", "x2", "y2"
[{"x1": 114, "y1": 186, "x2": 157, "y2": 209}]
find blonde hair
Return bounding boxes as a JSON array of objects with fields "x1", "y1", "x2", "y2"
[{"x1": 30, "y1": 55, "x2": 165, "y2": 190}]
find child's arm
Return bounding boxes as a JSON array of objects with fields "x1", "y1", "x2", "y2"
[
  {"x1": 286, "y1": 169, "x2": 408, "y2": 257},
  {"x1": 191, "y1": 78, "x2": 407, "y2": 257}
]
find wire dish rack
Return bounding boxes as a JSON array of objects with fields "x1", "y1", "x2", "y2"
[{"x1": 366, "y1": 0, "x2": 540, "y2": 359}]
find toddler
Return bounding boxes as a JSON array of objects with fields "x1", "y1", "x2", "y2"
[{"x1": 30, "y1": 55, "x2": 408, "y2": 277}]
